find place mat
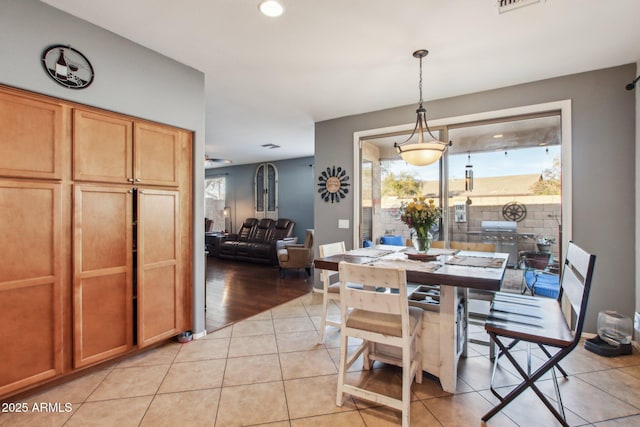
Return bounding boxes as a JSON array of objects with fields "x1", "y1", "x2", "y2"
[
  {"x1": 445, "y1": 255, "x2": 504, "y2": 268},
  {"x1": 347, "y1": 248, "x2": 394, "y2": 258},
  {"x1": 370, "y1": 258, "x2": 440, "y2": 273}
]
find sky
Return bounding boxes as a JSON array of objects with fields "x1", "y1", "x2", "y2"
[{"x1": 387, "y1": 145, "x2": 561, "y2": 181}]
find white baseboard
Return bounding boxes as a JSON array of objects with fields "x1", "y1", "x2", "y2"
[{"x1": 192, "y1": 330, "x2": 207, "y2": 340}]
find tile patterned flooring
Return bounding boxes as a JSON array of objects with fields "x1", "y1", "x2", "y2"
[{"x1": 3, "y1": 291, "x2": 640, "y2": 426}]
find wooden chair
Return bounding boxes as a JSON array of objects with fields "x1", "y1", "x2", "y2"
[
  {"x1": 430, "y1": 240, "x2": 445, "y2": 249},
  {"x1": 449, "y1": 241, "x2": 495, "y2": 252},
  {"x1": 482, "y1": 241, "x2": 596, "y2": 426},
  {"x1": 317, "y1": 241, "x2": 346, "y2": 344},
  {"x1": 335, "y1": 261, "x2": 423, "y2": 427}
]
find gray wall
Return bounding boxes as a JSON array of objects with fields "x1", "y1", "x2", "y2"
[
  {"x1": 206, "y1": 156, "x2": 315, "y2": 242},
  {"x1": 1, "y1": 0, "x2": 207, "y2": 335},
  {"x1": 315, "y1": 64, "x2": 636, "y2": 332}
]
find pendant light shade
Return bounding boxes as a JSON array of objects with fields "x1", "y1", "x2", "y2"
[{"x1": 394, "y1": 50, "x2": 450, "y2": 166}]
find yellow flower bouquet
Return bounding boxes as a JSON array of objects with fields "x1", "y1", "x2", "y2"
[{"x1": 400, "y1": 197, "x2": 441, "y2": 252}]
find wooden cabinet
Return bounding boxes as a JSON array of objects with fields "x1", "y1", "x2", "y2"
[
  {"x1": 0, "y1": 85, "x2": 192, "y2": 400},
  {"x1": 134, "y1": 122, "x2": 180, "y2": 187},
  {"x1": 73, "y1": 185, "x2": 134, "y2": 368},
  {"x1": 0, "y1": 90, "x2": 63, "y2": 180},
  {"x1": 137, "y1": 189, "x2": 182, "y2": 347},
  {"x1": 74, "y1": 109, "x2": 180, "y2": 187},
  {"x1": 73, "y1": 109, "x2": 133, "y2": 184},
  {"x1": 0, "y1": 180, "x2": 64, "y2": 396}
]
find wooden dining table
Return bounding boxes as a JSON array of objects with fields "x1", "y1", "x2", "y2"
[{"x1": 314, "y1": 245, "x2": 509, "y2": 393}]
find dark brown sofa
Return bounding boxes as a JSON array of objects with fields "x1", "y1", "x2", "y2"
[{"x1": 217, "y1": 218, "x2": 296, "y2": 265}]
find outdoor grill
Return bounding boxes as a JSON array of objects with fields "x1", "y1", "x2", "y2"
[{"x1": 481, "y1": 220, "x2": 518, "y2": 267}]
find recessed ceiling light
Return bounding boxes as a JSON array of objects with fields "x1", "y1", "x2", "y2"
[
  {"x1": 493, "y1": 134, "x2": 503, "y2": 138},
  {"x1": 258, "y1": 0, "x2": 284, "y2": 17}
]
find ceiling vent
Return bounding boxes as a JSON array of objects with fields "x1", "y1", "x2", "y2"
[{"x1": 498, "y1": 0, "x2": 542, "y2": 14}]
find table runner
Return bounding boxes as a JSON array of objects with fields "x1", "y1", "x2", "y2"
[
  {"x1": 347, "y1": 248, "x2": 395, "y2": 257},
  {"x1": 370, "y1": 258, "x2": 441, "y2": 272},
  {"x1": 445, "y1": 255, "x2": 504, "y2": 268}
]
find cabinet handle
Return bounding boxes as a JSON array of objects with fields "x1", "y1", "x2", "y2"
[
  {"x1": 128, "y1": 189, "x2": 133, "y2": 194},
  {"x1": 136, "y1": 178, "x2": 141, "y2": 182},
  {"x1": 128, "y1": 178, "x2": 134, "y2": 182}
]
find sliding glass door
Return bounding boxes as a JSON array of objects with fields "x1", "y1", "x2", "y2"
[{"x1": 357, "y1": 110, "x2": 562, "y2": 264}]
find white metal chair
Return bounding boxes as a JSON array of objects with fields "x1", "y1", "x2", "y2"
[
  {"x1": 335, "y1": 261, "x2": 423, "y2": 427},
  {"x1": 317, "y1": 241, "x2": 346, "y2": 344}
]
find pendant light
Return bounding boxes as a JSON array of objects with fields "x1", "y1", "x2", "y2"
[{"x1": 394, "y1": 49, "x2": 450, "y2": 166}]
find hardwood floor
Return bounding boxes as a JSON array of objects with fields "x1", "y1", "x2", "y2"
[{"x1": 205, "y1": 256, "x2": 315, "y2": 332}]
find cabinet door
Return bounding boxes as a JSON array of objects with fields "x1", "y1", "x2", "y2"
[
  {"x1": 73, "y1": 185, "x2": 133, "y2": 367},
  {"x1": 0, "y1": 90, "x2": 63, "y2": 180},
  {"x1": 73, "y1": 109, "x2": 133, "y2": 184},
  {"x1": 137, "y1": 189, "x2": 182, "y2": 347},
  {"x1": 134, "y1": 122, "x2": 180, "y2": 187},
  {"x1": 0, "y1": 181, "x2": 63, "y2": 396}
]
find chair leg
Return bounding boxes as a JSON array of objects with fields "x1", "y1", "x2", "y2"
[
  {"x1": 336, "y1": 329, "x2": 348, "y2": 407},
  {"x1": 401, "y1": 343, "x2": 411, "y2": 427},
  {"x1": 550, "y1": 366, "x2": 566, "y2": 421},
  {"x1": 483, "y1": 333, "x2": 570, "y2": 427},
  {"x1": 318, "y1": 294, "x2": 329, "y2": 344}
]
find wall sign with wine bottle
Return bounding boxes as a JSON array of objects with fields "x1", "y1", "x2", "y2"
[{"x1": 41, "y1": 44, "x2": 94, "y2": 89}]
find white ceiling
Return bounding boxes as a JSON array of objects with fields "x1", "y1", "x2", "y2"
[{"x1": 42, "y1": 0, "x2": 640, "y2": 167}]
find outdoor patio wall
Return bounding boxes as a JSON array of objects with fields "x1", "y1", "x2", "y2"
[
  {"x1": 0, "y1": 0, "x2": 207, "y2": 335},
  {"x1": 379, "y1": 202, "x2": 561, "y2": 259},
  {"x1": 315, "y1": 64, "x2": 636, "y2": 333}
]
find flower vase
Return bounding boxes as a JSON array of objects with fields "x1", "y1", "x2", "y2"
[{"x1": 412, "y1": 230, "x2": 432, "y2": 253}]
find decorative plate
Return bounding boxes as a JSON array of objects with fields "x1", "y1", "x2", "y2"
[{"x1": 41, "y1": 44, "x2": 94, "y2": 89}]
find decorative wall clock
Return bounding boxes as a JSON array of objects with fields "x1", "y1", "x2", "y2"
[
  {"x1": 318, "y1": 166, "x2": 350, "y2": 203},
  {"x1": 41, "y1": 44, "x2": 94, "y2": 89}
]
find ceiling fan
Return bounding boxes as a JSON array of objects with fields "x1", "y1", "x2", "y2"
[{"x1": 204, "y1": 155, "x2": 232, "y2": 169}]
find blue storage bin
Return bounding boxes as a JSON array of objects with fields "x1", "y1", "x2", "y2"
[
  {"x1": 524, "y1": 270, "x2": 559, "y2": 299},
  {"x1": 379, "y1": 235, "x2": 404, "y2": 246}
]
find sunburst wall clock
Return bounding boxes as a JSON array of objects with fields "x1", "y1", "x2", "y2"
[{"x1": 318, "y1": 166, "x2": 350, "y2": 203}]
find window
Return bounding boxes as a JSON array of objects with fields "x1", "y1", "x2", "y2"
[
  {"x1": 204, "y1": 176, "x2": 226, "y2": 232},
  {"x1": 255, "y1": 163, "x2": 278, "y2": 219}
]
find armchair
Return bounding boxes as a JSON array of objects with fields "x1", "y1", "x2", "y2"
[{"x1": 277, "y1": 229, "x2": 314, "y2": 277}]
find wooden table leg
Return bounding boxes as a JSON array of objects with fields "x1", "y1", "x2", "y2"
[{"x1": 439, "y1": 284, "x2": 461, "y2": 393}]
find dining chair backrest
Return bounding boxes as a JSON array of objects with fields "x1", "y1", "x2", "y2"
[
  {"x1": 450, "y1": 241, "x2": 495, "y2": 252},
  {"x1": 318, "y1": 241, "x2": 346, "y2": 287},
  {"x1": 338, "y1": 261, "x2": 409, "y2": 323},
  {"x1": 319, "y1": 241, "x2": 346, "y2": 258},
  {"x1": 430, "y1": 240, "x2": 445, "y2": 249},
  {"x1": 559, "y1": 241, "x2": 596, "y2": 332}
]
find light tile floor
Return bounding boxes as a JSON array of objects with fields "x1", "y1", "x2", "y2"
[{"x1": 2, "y1": 291, "x2": 640, "y2": 427}]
